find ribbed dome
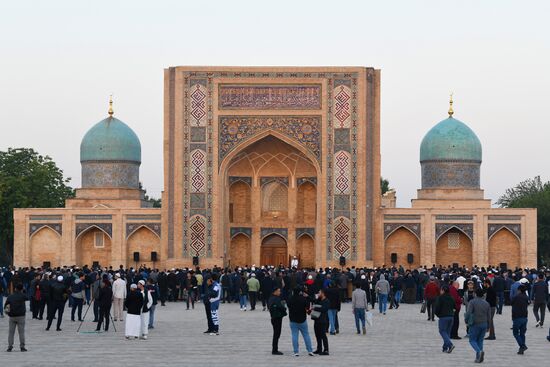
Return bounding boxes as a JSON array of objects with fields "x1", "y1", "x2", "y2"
[
  {"x1": 420, "y1": 117, "x2": 482, "y2": 162},
  {"x1": 80, "y1": 117, "x2": 141, "y2": 162}
]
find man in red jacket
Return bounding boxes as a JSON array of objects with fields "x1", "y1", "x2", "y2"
[
  {"x1": 425, "y1": 276, "x2": 440, "y2": 321},
  {"x1": 449, "y1": 281, "x2": 463, "y2": 339}
]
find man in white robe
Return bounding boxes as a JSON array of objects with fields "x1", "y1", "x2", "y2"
[
  {"x1": 125, "y1": 284, "x2": 142, "y2": 339},
  {"x1": 138, "y1": 280, "x2": 153, "y2": 340}
]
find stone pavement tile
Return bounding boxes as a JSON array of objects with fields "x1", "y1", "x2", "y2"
[{"x1": 0, "y1": 301, "x2": 548, "y2": 366}]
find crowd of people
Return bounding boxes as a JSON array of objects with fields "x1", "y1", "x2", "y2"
[{"x1": 1, "y1": 263, "x2": 550, "y2": 361}]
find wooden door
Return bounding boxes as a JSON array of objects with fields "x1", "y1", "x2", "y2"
[{"x1": 261, "y1": 234, "x2": 287, "y2": 266}]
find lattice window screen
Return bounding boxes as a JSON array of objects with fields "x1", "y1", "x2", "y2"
[
  {"x1": 448, "y1": 232, "x2": 460, "y2": 249},
  {"x1": 94, "y1": 232, "x2": 104, "y2": 248},
  {"x1": 262, "y1": 182, "x2": 288, "y2": 212}
]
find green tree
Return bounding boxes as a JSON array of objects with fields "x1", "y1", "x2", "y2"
[
  {"x1": 0, "y1": 148, "x2": 74, "y2": 265},
  {"x1": 139, "y1": 182, "x2": 162, "y2": 208},
  {"x1": 381, "y1": 177, "x2": 390, "y2": 195},
  {"x1": 497, "y1": 176, "x2": 550, "y2": 265}
]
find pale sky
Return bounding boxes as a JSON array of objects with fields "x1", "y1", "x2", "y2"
[{"x1": 1, "y1": 0, "x2": 548, "y2": 207}]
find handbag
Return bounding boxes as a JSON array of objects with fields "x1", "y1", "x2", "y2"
[
  {"x1": 310, "y1": 304, "x2": 321, "y2": 320},
  {"x1": 366, "y1": 311, "x2": 373, "y2": 327},
  {"x1": 420, "y1": 301, "x2": 427, "y2": 313}
]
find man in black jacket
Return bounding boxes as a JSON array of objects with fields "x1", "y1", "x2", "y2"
[
  {"x1": 46, "y1": 275, "x2": 68, "y2": 331},
  {"x1": 5, "y1": 283, "x2": 28, "y2": 352},
  {"x1": 532, "y1": 273, "x2": 547, "y2": 328},
  {"x1": 492, "y1": 272, "x2": 505, "y2": 315},
  {"x1": 511, "y1": 285, "x2": 529, "y2": 355}
]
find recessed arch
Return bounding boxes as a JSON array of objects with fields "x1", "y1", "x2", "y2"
[
  {"x1": 384, "y1": 227, "x2": 421, "y2": 268},
  {"x1": 488, "y1": 227, "x2": 521, "y2": 268},
  {"x1": 229, "y1": 233, "x2": 251, "y2": 267},
  {"x1": 261, "y1": 233, "x2": 288, "y2": 267},
  {"x1": 436, "y1": 228, "x2": 473, "y2": 268},
  {"x1": 488, "y1": 226, "x2": 521, "y2": 241},
  {"x1": 296, "y1": 232, "x2": 314, "y2": 240},
  {"x1": 126, "y1": 224, "x2": 161, "y2": 240},
  {"x1": 75, "y1": 224, "x2": 112, "y2": 240},
  {"x1": 436, "y1": 225, "x2": 473, "y2": 242},
  {"x1": 126, "y1": 226, "x2": 161, "y2": 267},
  {"x1": 384, "y1": 225, "x2": 421, "y2": 241},
  {"x1": 219, "y1": 129, "x2": 322, "y2": 175},
  {"x1": 30, "y1": 226, "x2": 62, "y2": 267},
  {"x1": 30, "y1": 225, "x2": 62, "y2": 240}
]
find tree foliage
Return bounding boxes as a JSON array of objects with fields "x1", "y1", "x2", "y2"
[
  {"x1": 381, "y1": 177, "x2": 390, "y2": 195},
  {"x1": 497, "y1": 176, "x2": 550, "y2": 265},
  {"x1": 139, "y1": 182, "x2": 162, "y2": 208},
  {"x1": 0, "y1": 148, "x2": 75, "y2": 265}
]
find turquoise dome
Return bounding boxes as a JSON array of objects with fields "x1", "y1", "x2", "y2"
[
  {"x1": 80, "y1": 117, "x2": 141, "y2": 162},
  {"x1": 420, "y1": 117, "x2": 482, "y2": 162}
]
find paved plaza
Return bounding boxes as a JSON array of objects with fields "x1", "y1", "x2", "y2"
[{"x1": 1, "y1": 300, "x2": 549, "y2": 366}]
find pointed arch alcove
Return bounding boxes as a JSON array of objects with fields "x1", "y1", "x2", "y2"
[
  {"x1": 435, "y1": 227, "x2": 473, "y2": 268},
  {"x1": 384, "y1": 227, "x2": 420, "y2": 269},
  {"x1": 30, "y1": 226, "x2": 62, "y2": 267},
  {"x1": 75, "y1": 226, "x2": 112, "y2": 267},
  {"x1": 220, "y1": 132, "x2": 320, "y2": 268},
  {"x1": 488, "y1": 227, "x2": 520, "y2": 269}
]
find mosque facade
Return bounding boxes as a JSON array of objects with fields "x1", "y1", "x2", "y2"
[{"x1": 13, "y1": 66, "x2": 537, "y2": 270}]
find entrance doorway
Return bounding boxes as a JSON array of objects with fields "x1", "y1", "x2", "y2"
[{"x1": 261, "y1": 234, "x2": 287, "y2": 267}]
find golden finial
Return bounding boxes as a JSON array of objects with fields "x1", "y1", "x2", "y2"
[
  {"x1": 448, "y1": 92, "x2": 454, "y2": 117},
  {"x1": 108, "y1": 95, "x2": 114, "y2": 116}
]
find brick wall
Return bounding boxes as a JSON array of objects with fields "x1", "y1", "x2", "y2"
[
  {"x1": 384, "y1": 228, "x2": 420, "y2": 268},
  {"x1": 436, "y1": 231, "x2": 472, "y2": 268},
  {"x1": 488, "y1": 229, "x2": 520, "y2": 269}
]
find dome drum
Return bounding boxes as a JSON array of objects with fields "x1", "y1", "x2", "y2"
[
  {"x1": 81, "y1": 161, "x2": 140, "y2": 189},
  {"x1": 421, "y1": 160, "x2": 480, "y2": 189}
]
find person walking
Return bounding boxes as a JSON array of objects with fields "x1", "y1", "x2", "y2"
[
  {"x1": 112, "y1": 273, "x2": 126, "y2": 322},
  {"x1": 207, "y1": 274, "x2": 222, "y2": 335},
  {"x1": 532, "y1": 273, "x2": 547, "y2": 328},
  {"x1": 137, "y1": 280, "x2": 153, "y2": 340},
  {"x1": 483, "y1": 279, "x2": 497, "y2": 340},
  {"x1": 95, "y1": 279, "x2": 113, "y2": 332},
  {"x1": 425, "y1": 276, "x2": 440, "y2": 322},
  {"x1": 124, "y1": 284, "x2": 143, "y2": 340},
  {"x1": 450, "y1": 281, "x2": 463, "y2": 340},
  {"x1": 312, "y1": 288, "x2": 330, "y2": 355},
  {"x1": 238, "y1": 272, "x2": 248, "y2": 311},
  {"x1": 466, "y1": 288, "x2": 490, "y2": 363},
  {"x1": 351, "y1": 283, "x2": 368, "y2": 334},
  {"x1": 5, "y1": 283, "x2": 27, "y2": 352},
  {"x1": 434, "y1": 285, "x2": 455, "y2": 353},
  {"x1": 511, "y1": 285, "x2": 529, "y2": 354},
  {"x1": 326, "y1": 282, "x2": 341, "y2": 335},
  {"x1": 46, "y1": 275, "x2": 68, "y2": 331},
  {"x1": 247, "y1": 273, "x2": 260, "y2": 311},
  {"x1": 492, "y1": 272, "x2": 505, "y2": 315},
  {"x1": 375, "y1": 274, "x2": 390, "y2": 315},
  {"x1": 268, "y1": 286, "x2": 287, "y2": 355},
  {"x1": 287, "y1": 286, "x2": 314, "y2": 356}
]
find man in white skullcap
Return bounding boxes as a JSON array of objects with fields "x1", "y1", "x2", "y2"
[
  {"x1": 138, "y1": 280, "x2": 153, "y2": 339},
  {"x1": 46, "y1": 275, "x2": 69, "y2": 331},
  {"x1": 125, "y1": 284, "x2": 142, "y2": 339}
]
